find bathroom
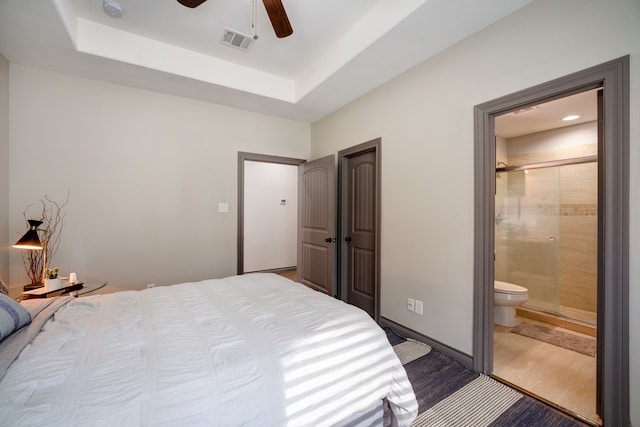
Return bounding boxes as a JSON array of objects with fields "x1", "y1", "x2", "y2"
[{"x1": 491, "y1": 89, "x2": 600, "y2": 425}]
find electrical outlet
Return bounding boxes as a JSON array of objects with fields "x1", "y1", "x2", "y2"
[
  {"x1": 147, "y1": 283, "x2": 156, "y2": 288},
  {"x1": 415, "y1": 300, "x2": 424, "y2": 315},
  {"x1": 407, "y1": 298, "x2": 415, "y2": 312}
]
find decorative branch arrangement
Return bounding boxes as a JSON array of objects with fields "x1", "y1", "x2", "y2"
[{"x1": 21, "y1": 192, "x2": 69, "y2": 285}]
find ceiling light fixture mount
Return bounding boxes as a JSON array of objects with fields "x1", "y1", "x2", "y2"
[
  {"x1": 103, "y1": 0, "x2": 124, "y2": 18},
  {"x1": 251, "y1": 0, "x2": 259, "y2": 40}
]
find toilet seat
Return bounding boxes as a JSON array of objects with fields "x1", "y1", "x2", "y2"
[{"x1": 494, "y1": 281, "x2": 528, "y2": 295}]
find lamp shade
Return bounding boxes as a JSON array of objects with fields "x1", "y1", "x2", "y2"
[{"x1": 13, "y1": 219, "x2": 44, "y2": 250}]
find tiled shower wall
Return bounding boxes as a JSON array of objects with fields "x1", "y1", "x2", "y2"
[{"x1": 500, "y1": 124, "x2": 598, "y2": 316}]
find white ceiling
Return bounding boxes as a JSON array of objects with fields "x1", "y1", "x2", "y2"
[
  {"x1": 0, "y1": 0, "x2": 534, "y2": 122},
  {"x1": 495, "y1": 89, "x2": 599, "y2": 139}
]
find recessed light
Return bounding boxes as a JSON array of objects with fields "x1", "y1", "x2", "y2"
[{"x1": 562, "y1": 115, "x2": 580, "y2": 121}]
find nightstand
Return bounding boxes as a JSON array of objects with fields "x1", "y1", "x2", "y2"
[{"x1": 21, "y1": 278, "x2": 107, "y2": 299}]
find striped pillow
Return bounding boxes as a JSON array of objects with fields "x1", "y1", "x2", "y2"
[{"x1": 0, "y1": 294, "x2": 32, "y2": 341}]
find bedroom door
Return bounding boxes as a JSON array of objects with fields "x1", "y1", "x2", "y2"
[
  {"x1": 339, "y1": 139, "x2": 381, "y2": 320},
  {"x1": 297, "y1": 155, "x2": 336, "y2": 295}
]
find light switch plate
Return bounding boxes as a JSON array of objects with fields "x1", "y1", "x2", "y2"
[
  {"x1": 218, "y1": 202, "x2": 229, "y2": 213},
  {"x1": 415, "y1": 300, "x2": 424, "y2": 315}
]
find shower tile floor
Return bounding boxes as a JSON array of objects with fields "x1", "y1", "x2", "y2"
[{"x1": 493, "y1": 316, "x2": 600, "y2": 426}]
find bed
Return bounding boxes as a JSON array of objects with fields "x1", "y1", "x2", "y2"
[{"x1": 0, "y1": 273, "x2": 417, "y2": 426}]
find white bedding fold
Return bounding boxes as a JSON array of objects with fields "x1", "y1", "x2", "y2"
[
  {"x1": 0, "y1": 273, "x2": 417, "y2": 426},
  {"x1": 0, "y1": 296, "x2": 73, "y2": 380}
]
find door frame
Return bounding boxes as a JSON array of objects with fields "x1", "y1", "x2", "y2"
[
  {"x1": 338, "y1": 138, "x2": 381, "y2": 321},
  {"x1": 237, "y1": 152, "x2": 305, "y2": 275},
  {"x1": 472, "y1": 57, "x2": 629, "y2": 425}
]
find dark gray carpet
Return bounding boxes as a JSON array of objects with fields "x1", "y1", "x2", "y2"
[{"x1": 384, "y1": 328, "x2": 584, "y2": 426}]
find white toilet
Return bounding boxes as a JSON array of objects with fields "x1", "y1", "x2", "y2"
[{"x1": 494, "y1": 280, "x2": 529, "y2": 327}]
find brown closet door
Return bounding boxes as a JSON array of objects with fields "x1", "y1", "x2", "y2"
[{"x1": 297, "y1": 155, "x2": 335, "y2": 295}]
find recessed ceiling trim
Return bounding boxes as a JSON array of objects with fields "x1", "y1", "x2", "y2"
[
  {"x1": 55, "y1": 0, "x2": 431, "y2": 106},
  {"x1": 294, "y1": 0, "x2": 429, "y2": 101},
  {"x1": 0, "y1": 0, "x2": 535, "y2": 122},
  {"x1": 53, "y1": 0, "x2": 79, "y2": 47},
  {"x1": 74, "y1": 18, "x2": 295, "y2": 102}
]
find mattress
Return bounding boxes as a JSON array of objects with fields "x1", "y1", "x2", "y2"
[{"x1": 0, "y1": 273, "x2": 417, "y2": 426}]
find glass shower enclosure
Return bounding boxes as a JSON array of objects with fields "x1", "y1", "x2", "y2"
[{"x1": 495, "y1": 158, "x2": 598, "y2": 322}]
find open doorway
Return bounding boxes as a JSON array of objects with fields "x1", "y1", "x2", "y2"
[
  {"x1": 473, "y1": 57, "x2": 629, "y2": 426},
  {"x1": 492, "y1": 89, "x2": 600, "y2": 424},
  {"x1": 237, "y1": 152, "x2": 305, "y2": 275}
]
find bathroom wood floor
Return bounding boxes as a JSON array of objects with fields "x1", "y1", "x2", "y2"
[{"x1": 493, "y1": 316, "x2": 600, "y2": 426}]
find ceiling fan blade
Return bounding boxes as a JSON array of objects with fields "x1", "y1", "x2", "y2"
[
  {"x1": 262, "y1": 0, "x2": 293, "y2": 38},
  {"x1": 177, "y1": 0, "x2": 207, "y2": 8}
]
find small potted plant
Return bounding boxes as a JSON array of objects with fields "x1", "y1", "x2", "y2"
[{"x1": 44, "y1": 267, "x2": 62, "y2": 291}]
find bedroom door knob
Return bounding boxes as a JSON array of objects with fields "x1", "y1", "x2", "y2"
[
  {"x1": 325, "y1": 237, "x2": 336, "y2": 243},
  {"x1": 345, "y1": 236, "x2": 352, "y2": 242}
]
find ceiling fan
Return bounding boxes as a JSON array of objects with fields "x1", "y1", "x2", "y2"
[{"x1": 177, "y1": 0, "x2": 293, "y2": 38}]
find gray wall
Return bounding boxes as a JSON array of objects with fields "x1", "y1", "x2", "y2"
[
  {"x1": 310, "y1": 0, "x2": 639, "y2": 423},
  {"x1": 7, "y1": 65, "x2": 310, "y2": 292},
  {"x1": 3, "y1": 1, "x2": 639, "y2": 424}
]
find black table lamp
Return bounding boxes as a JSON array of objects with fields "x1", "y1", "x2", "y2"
[{"x1": 13, "y1": 219, "x2": 44, "y2": 250}]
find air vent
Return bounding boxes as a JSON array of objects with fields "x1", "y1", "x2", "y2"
[
  {"x1": 221, "y1": 28, "x2": 255, "y2": 52},
  {"x1": 511, "y1": 105, "x2": 539, "y2": 115}
]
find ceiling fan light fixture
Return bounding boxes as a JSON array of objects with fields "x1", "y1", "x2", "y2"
[{"x1": 103, "y1": 0, "x2": 124, "y2": 18}]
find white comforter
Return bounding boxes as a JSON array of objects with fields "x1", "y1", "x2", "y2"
[{"x1": 0, "y1": 273, "x2": 417, "y2": 426}]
